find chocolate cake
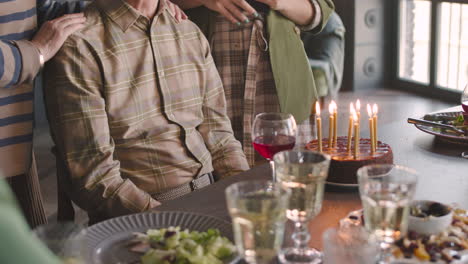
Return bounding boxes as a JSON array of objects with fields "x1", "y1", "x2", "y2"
[{"x1": 306, "y1": 136, "x2": 393, "y2": 184}]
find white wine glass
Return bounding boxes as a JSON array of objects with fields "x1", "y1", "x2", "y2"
[
  {"x1": 273, "y1": 150, "x2": 331, "y2": 264},
  {"x1": 252, "y1": 113, "x2": 297, "y2": 182},
  {"x1": 225, "y1": 180, "x2": 290, "y2": 264},
  {"x1": 33, "y1": 222, "x2": 88, "y2": 264},
  {"x1": 357, "y1": 164, "x2": 418, "y2": 264}
]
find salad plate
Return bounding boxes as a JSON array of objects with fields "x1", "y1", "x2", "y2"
[
  {"x1": 86, "y1": 211, "x2": 237, "y2": 264},
  {"x1": 411, "y1": 111, "x2": 468, "y2": 146}
]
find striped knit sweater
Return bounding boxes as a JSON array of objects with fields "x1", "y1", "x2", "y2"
[{"x1": 0, "y1": 0, "x2": 84, "y2": 177}]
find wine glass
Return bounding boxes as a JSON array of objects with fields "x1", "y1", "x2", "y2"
[
  {"x1": 252, "y1": 113, "x2": 297, "y2": 181},
  {"x1": 357, "y1": 164, "x2": 418, "y2": 264},
  {"x1": 273, "y1": 150, "x2": 331, "y2": 264},
  {"x1": 462, "y1": 83, "x2": 468, "y2": 113},
  {"x1": 462, "y1": 83, "x2": 468, "y2": 158},
  {"x1": 33, "y1": 222, "x2": 88, "y2": 264},
  {"x1": 225, "y1": 180, "x2": 290, "y2": 264}
]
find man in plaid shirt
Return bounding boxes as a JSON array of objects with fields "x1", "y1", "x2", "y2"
[{"x1": 45, "y1": 0, "x2": 249, "y2": 223}]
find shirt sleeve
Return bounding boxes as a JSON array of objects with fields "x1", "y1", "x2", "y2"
[
  {"x1": 0, "y1": 40, "x2": 41, "y2": 88},
  {"x1": 196, "y1": 32, "x2": 250, "y2": 178},
  {"x1": 44, "y1": 36, "x2": 160, "y2": 219}
]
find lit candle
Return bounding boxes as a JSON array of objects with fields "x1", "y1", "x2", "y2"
[
  {"x1": 316, "y1": 102, "x2": 323, "y2": 152},
  {"x1": 356, "y1": 99, "x2": 361, "y2": 121},
  {"x1": 332, "y1": 101, "x2": 338, "y2": 147},
  {"x1": 353, "y1": 111, "x2": 359, "y2": 159},
  {"x1": 347, "y1": 103, "x2": 354, "y2": 151},
  {"x1": 329, "y1": 103, "x2": 334, "y2": 149},
  {"x1": 367, "y1": 104, "x2": 376, "y2": 154},
  {"x1": 373, "y1": 104, "x2": 378, "y2": 147}
]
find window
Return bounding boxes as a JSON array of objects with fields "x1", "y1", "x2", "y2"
[{"x1": 397, "y1": 0, "x2": 467, "y2": 94}]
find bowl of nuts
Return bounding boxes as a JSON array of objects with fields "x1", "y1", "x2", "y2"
[{"x1": 408, "y1": 200, "x2": 453, "y2": 236}]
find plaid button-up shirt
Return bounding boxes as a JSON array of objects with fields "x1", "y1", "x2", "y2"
[{"x1": 45, "y1": 0, "x2": 249, "y2": 219}]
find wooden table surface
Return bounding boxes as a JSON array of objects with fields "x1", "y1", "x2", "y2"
[{"x1": 154, "y1": 106, "x2": 468, "y2": 250}]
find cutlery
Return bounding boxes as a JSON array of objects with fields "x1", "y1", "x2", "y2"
[{"x1": 407, "y1": 118, "x2": 466, "y2": 135}]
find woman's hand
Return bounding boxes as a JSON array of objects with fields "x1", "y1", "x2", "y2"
[
  {"x1": 254, "y1": 0, "x2": 286, "y2": 11},
  {"x1": 167, "y1": 1, "x2": 188, "y2": 22},
  {"x1": 199, "y1": 0, "x2": 257, "y2": 24},
  {"x1": 31, "y1": 13, "x2": 86, "y2": 62}
]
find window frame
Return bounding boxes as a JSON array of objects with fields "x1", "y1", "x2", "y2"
[{"x1": 392, "y1": 0, "x2": 465, "y2": 102}]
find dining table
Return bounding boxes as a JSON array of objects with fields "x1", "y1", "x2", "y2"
[{"x1": 153, "y1": 106, "x2": 468, "y2": 250}]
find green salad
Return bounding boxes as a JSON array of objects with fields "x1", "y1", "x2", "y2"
[{"x1": 128, "y1": 227, "x2": 236, "y2": 264}]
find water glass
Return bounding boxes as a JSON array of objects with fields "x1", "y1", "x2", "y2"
[
  {"x1": 357, "y1": 164, "x2": 418, "y2": 263},
  {"x1": 225, "y1": 180, "x2": 290, "y2": 264},
  {"x1": 33, "y1": 222, "x2": 88, "y2": 264},
  {"x1": 273, "y1": 150, "x2": 330, "y2": 264},
  {"x1": 322, "y1": 226, "x2": 378, "y2": 264}
]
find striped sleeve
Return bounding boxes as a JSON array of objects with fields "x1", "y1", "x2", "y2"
[{"x1": 0, "y1": 40, "x2": 41, "y2": 88}]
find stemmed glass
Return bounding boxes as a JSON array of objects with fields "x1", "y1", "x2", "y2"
[
  {"x1": 33, "y1": 222, "x2": 88, "y2": 264},
  {"x1": 462, "y1": 83, "x2": 468, "y2": 158},
  {"x1": 273, "y1": 150, "x2": 331, "y2": 264},
  {"x1": 225, "y1": 180, "x2": 290, "y2": 264},
  {"x1": 461, "y1": 83, "x2": 468, "y2": 113},
  {"x1": 357, "y1": 164, "x2": 418, "y2": 264},
  {"x1": 252, "y1": 113, "x2": 297, "y2": 181}
]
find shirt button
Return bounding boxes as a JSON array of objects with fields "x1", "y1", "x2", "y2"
[
  {"x1": 294, "y1": 26, "x2": 301, "y2": 35},
  {"x1": 233, "y1": 43, "x2": 241, "y2": 49}
]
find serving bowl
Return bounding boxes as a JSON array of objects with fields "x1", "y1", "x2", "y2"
[{"x1": 408, "y1": 200, "x2": 453, "y2": 235}]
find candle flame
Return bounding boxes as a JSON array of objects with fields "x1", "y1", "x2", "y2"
[
  {"x1": 353, "y1": 111, "x2": 358, "y2": 122},
  {"x1": 367, "y1": 104, "x2": 373, "y2": 117},
  {"x1": 356, "y1": 99, "x2": 361, "y2": 111},
  {"x1": 329, "y1": 102, "x2": 334, "y2": 114},
  {"x1": 373, "y1": 104, "x2": 378, "y2": 115},
  {"x1": 316, "y1": 101, "x2": 321, "y2": 116},
  {"x1": 350, "y1": 102, "x2": 354, "y2": 113}
]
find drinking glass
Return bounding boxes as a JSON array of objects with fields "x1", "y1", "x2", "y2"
[
  {"x1": 357, "y1": 164, "x2": 418, "y2": 264},
  {"x1": 225, "y1": 180, "x2": 290, "y2": 264},
  {"x1": 274, "y1": 150, "x2": 331, "y2": 264},
  {"x1": 33, "y1": 222, "x2": 88, "y2": 264},
  {"x1": 322, "y1": 226, "x2": 378, "y2": 264},
  {"x1": 252, "y1": 112, "x2": 297, "y2": 181},
  {"x1": 462, "y1": 83, "x2": 468, "y2": 113}
]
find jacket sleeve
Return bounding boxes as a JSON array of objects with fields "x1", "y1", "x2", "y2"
[
  {"x1": 36, "y1": 0, "x2": 88, "y2": 25},
  {"x1": 0, "y1": 40, "x2": 41, "y2": 88},
  {"x1": 44, "y1": 35, "x2": 160, "y2": 219},
  {"x1": 309, "y1": 0, "x2": 335, "y2": 34},
  {"x1": 195, "y1": 32, "x2": 250, "y2": 178}
]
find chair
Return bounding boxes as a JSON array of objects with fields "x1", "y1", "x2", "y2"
[{"x1": 302, "y1": 12, "x2": 346, "y2": 99}]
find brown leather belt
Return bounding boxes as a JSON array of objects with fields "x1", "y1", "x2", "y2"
[{"x1": 153, "y1": 172, "x2": 214, "y2": 201}]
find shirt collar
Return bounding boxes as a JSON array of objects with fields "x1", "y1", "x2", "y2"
[{"x1": 98, "y1": 0, "x2": 171, "y2": 32}]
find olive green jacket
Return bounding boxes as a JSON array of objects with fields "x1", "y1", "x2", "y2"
[{"x1": 186, "y1": 0, "x2": 335, "y2": 122}]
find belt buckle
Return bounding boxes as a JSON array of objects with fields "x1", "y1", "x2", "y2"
[{"x1": 189, "y1": 179, "x2": 199, "y2": 191}]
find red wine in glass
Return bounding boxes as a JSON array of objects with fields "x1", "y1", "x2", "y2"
[
  {"x1": 252, "y1": 134, "x2": 296, "y2": 160},
  {"x1": 462, "y1": 83, "x2": 468, "y2": 113},
  {"x1": 462, "y1": 101, "x2": 468, "y2": 113}
]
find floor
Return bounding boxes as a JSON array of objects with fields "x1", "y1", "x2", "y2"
[{"x1": 35, "y1": 87, "x2": 453, "y2": 225}]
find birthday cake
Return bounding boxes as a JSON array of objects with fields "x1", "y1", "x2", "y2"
[{"x1": 306, "y1": 136, "x2": 393, "y2": 184}]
